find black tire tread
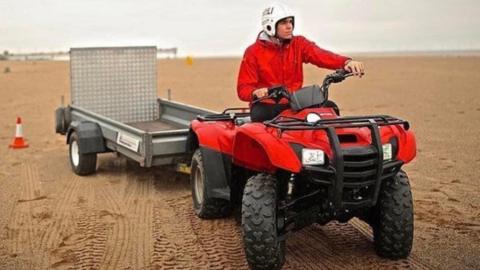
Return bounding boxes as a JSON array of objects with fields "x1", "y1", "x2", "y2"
[
  {"x1": 372, "y1": 170, "x2": 414, "y2": 259},
  {"x1": 242, "y1": 174, "x2": 285, "y2": 270}
]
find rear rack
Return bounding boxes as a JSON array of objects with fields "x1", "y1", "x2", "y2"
[{"x1": 197, "y1": 107, "x2": 250, "y2": 122}]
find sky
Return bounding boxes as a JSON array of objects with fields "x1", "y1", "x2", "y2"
[{"x1": 1, "y1": 0, "x2": 479, "y2": 56}]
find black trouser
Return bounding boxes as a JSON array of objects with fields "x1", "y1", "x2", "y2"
[{"x1": 250, "y1": 100, "x2": 340, "y2": 122}]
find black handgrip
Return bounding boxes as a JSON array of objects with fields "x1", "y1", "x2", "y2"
[
  {"x1": 268, "y1": 85, "x2": 288, "y2": 102},
  {"x1": 326, "y1": 69, "x2": 351, "y2": 83}
]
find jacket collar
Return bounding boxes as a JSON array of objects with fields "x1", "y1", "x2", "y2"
[{"x1": 257, "y1": 31, "x2": 292, "y2": 48}]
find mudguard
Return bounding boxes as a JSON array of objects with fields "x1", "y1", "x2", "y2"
[
  {"x1": 190, "y1": 121, "x2": 234, "y2": 201},
  {"x1": 67, "y1": 121, "x2": 106, "y2": 154},
  {"x1": 200, "y1": 147, "x2": 231, "y2": 201},
  {"x1": 232, "y1": 123, "x2": 302, "y2": 174}
]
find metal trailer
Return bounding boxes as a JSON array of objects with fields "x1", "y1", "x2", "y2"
[{"x1": 55, "y1": 46, "x2": 215, "y2": 175}]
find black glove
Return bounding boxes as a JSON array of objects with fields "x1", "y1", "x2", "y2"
[{"x1": 267, "y1": 85, "x2": 288, "y2": 103}]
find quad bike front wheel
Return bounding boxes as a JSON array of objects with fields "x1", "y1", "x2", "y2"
[
  {"x1": 190, "y1": 149, "x2": 231, "y2": 219},
  {"x1": 242, "y1": 173, "x2": 285, "y2": 270},
  {"x1": 370, "y1": 170, "x2": 414, "y2": 259}
]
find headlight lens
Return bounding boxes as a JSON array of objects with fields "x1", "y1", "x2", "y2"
[
  {"x1": 382, "y1": 143, "x2": 392, "y2": 161},
  {"x1": 306, "y1": 112, "x2": 321, "y2": 123},
  {"x1": 302, "y1": 149, "x2": 325, "y2": 165}
]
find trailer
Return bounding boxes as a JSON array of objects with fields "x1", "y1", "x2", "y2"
[{"x1": 55, "y1": 46, "x2": 214, "y2": 175}]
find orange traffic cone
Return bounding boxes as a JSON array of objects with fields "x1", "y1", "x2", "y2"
[{"x1": 9, "y1": 117, "x2": 29, "y2": 149}]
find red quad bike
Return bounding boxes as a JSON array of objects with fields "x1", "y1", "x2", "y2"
[{"x1": 187, "y1": 70, "x2": 416, "y2": 270}]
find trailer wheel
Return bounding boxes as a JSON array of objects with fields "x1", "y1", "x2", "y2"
[
  {"x1": 55, "y1": 108, "x2": 67, "y2": 134},
  {"x1": 242, "y1": 173, "x2": 285, "y2": 270},
  {"x1": 69, "y1": 132, "x2": 97, "y2": 176},
  {"x1": 370, "y1": 170, "x2": 413, "y2": 259},
  {"x1": 190, "y1": 149, "x2": 231, "y2": 218}
]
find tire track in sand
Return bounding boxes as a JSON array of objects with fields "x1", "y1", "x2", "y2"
[
  {"x1": 70, "y1": 202, "x2": 109, "y2": 269},
  {"x1": 123, "y1": 170, "x2": 155, "y2": 269},
  {"x1": 283, "y1": 219, "x2": 433, "y2": 270},
  {"x1": 167, "y1": 197, "x2": 248, "y2": 270},
  {"x1": 39, "y1": 173, "x2": 81, "y2": 250},
  {"x1": 349, "y1": 218, "x2": 433, "y2": 269},
  {"x1": 151, "y1": 197, "x2": 208, "y2": 269},
  {"x1": 97, "y1": 183, "x2": 130, "y2": 270},
  {"x1": 49, "y1": 179, "x2": 109, "y2": 270},
  {"x1": 6, "y1": 163, "x2": 48, "y2": 267},
  {"x1": 165, "y1": 196, "x2": 433, "y2": 270}
]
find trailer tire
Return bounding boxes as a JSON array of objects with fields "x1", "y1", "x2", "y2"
[
  {"x1": 371, "y1": 170, "x2": 413, "y2": 259},
  {"x1": 190, "y1": 149, "x2": 231, "y2": 218},
  {"x1": 55, "y1": 108, "x2": 66, "y2": 134},
  {"x1": 242, "y1": 174, "x2": 285, "y2": 270},
  {"x1": 69, "y1": 132, "x2": 97, "y2": 176}
]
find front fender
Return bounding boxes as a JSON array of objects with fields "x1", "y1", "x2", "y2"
[{"x1": 232, "y1": 124, "x2": 302, "y2": 173}]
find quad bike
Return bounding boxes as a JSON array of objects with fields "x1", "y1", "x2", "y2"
[{"x1": 187, "y1": 70, "x2": 416, "y2": 270}]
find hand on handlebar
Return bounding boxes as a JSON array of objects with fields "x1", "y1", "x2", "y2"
[
  {"x1": 252, "y1": 88, "x2": 268, "y2": 99},
  {"x1": 344, "y1": 60, "x2": 365, "y2": 77},
  {"x1": 252, "y1": 86, "x2": 289, "y2": 104}
]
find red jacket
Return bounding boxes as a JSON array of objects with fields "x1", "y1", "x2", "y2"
[{"x1": 237, "y1": 34, "x2": 350, "y2": 104}]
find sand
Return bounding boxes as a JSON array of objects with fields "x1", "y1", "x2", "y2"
[{"x1": 0, "y1": 56, "x2": 479, "y2": 269}]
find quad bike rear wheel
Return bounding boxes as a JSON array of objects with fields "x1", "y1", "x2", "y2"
[
  {"x1": 370, "y1": 170, "x2": 414, "y2": 259},
  {"x1": 242, "y1": 173, "x2": 285, "y2": 270},
  {"x1": 190, "y1": 149, "x2": 231, "y2": 219}
]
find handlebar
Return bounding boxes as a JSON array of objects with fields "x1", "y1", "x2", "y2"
[
  {"x1": 322, "y1": 69, "x2": 354, "y2": 102},
  {"x1": 251, "y1": 85, "x2": 290, "y2": 105},
  {"x1": 324, "y1": 69, "x2": 353, "y2": 84},
  {"x1": 252, "y1": 69, "x2": 353, "y2": 105}
]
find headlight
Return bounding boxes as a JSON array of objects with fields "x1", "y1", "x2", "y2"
[
  {"x1": 302, "y1": 149, "x2": 325, "y2": 165},
  {"x1": 382, "y1": 143, "x2": 392, "y2": 161},
  {"x1": 306, "y1": 112, "x2": 321, "y2": 123}
]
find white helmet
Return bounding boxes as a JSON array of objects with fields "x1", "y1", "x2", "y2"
[{"x1": 261, "y1": 3, "x2": 295, "y2": 37}]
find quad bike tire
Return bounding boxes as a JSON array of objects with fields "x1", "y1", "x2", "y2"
[
  {"x1": 190, "y1": 149, "x2": 231, "y2": 219},
  {"x1": 68, "y1": 132, "x2": 97, "y2": 176},
  {"x1": 370, "y1": 170, "x2": 414, "y2": 259},
  {"x1": 242, "y1": 173, "x2": 286, "y2": 270}
]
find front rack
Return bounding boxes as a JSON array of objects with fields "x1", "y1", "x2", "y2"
[{"x1": 265, "y1": 114, "x2": 410, "y2": 131}]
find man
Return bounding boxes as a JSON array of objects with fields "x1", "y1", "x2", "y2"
[{"x1": 237, "y1": 3, "x2": 365, "y2": 122}]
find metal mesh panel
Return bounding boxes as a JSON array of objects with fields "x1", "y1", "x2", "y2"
[{"x1": 70, "y1": 46, "x2": 158, "y2": 123}]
